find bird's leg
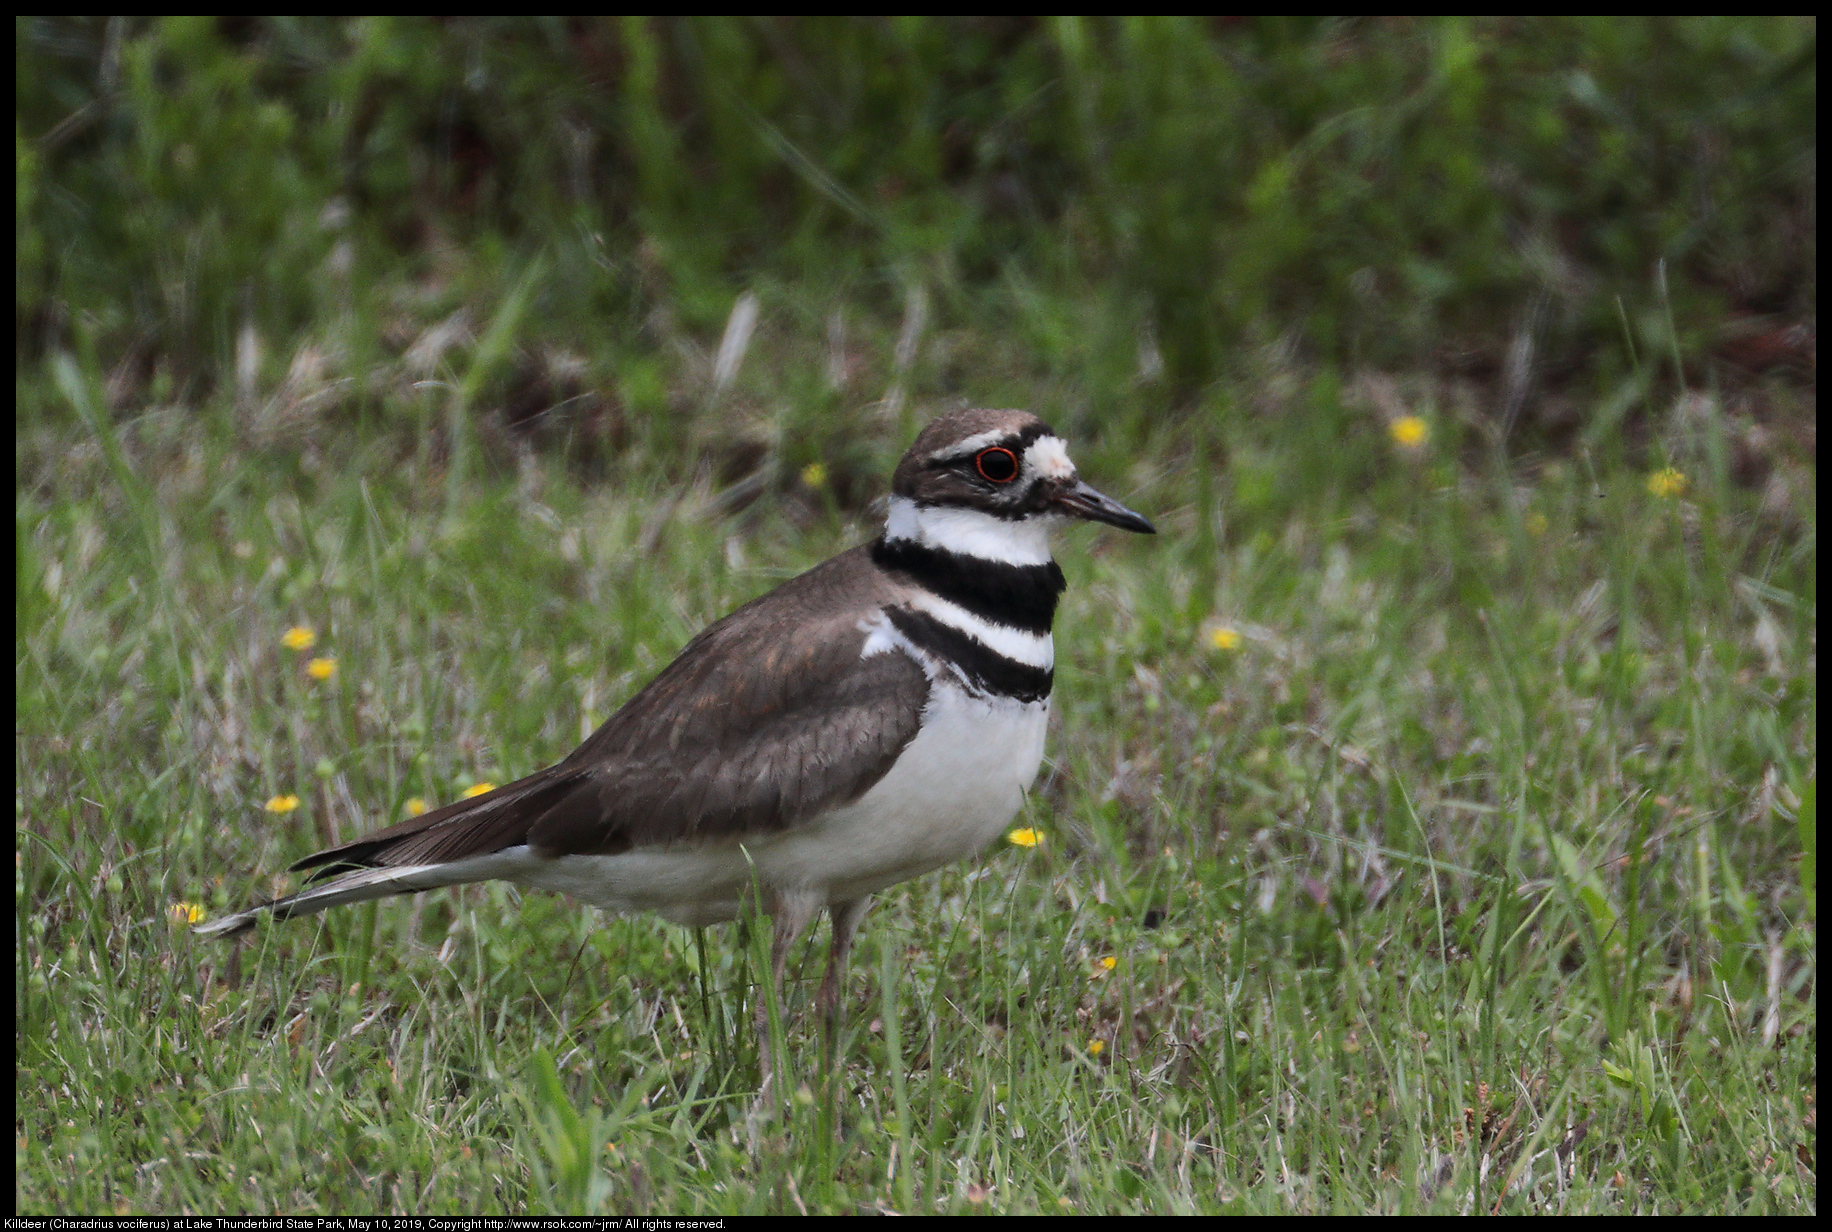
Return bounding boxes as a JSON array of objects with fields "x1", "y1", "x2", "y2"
[
  {"x1": 819, "y1": 896, "x2": 873, "y2": 1048},
  {"x1": 806, "y1": 896, "x2": 872, "y2": 1152},
  {"x1": 753, "y1": 888, "x2": 819, "y2": 1111}
]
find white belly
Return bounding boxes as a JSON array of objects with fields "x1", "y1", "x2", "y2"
[{"x1": 489, "y1": 684, "x2": 1050, "y2": 925}]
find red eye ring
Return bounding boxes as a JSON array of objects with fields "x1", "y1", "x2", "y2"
[{"x1": 975, "y1": 447, "x2": 1019, "y2": 484}]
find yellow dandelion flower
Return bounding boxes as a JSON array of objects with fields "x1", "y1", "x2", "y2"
[
  {"x1": 1647, "y1": 468, "x2": 1687, "y2": 499},
  {"x1": 801, "y1": 461, "x2": 828, "y2": 489},
  {"x1": 1208, "y1": 626, "x2": 1242, "y2": 652},
  {"x1": 307, "y1": 657, "x2": 337, "y2": 680},
  {"x1": 1100, "y1": 955, "x2": 1117, "y2": 971},
  {"x1": 170, "y1": 901, "x2": 205, "y2": 925},
  {"x1": 462, "y1": 782, "x2": 497, "y2": 799},
  {"x1": 1087, "y1": 1038, "x2": 1105, "y2": 1056},
  {"x1": 1007, "y1": 827, "x2": 1042, "y2": 848},
  {"x1": 1390, "y1": 416, "x2": 1429, "y2": 449},
  {"x1": 282, "y1": 626, "x2": 317, "y2": 651},
  {"x1": 1524, "y1": 511, "x2": 1549, "y2": 537},
  {"x1": 405, "y1": 797, "x2": 428, "y2": 817},
  {"x1": 265, "y1": 795, "x2": 300, "y2": 814}
]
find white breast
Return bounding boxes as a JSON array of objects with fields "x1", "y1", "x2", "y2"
[
  {"x1": 773, "y1": 683, "x2": 1050, "y2": 900},
  {"x1": 494, "y1": 681, "x2": 1050, "y2": 925}
]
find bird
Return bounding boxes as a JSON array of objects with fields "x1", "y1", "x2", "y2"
[{"x1": 197, "y1": 407, "x2": 1153, "y2": 1068}]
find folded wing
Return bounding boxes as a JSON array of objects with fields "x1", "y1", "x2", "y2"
[{"x1": 292, "y1": 547, "x2": 927, "y2": 880}]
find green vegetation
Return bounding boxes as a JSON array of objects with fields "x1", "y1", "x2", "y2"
[{"x1": 16, "y1": 16, "x2": 1814, "y2": 1215}]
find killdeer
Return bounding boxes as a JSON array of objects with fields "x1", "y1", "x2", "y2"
[{"x1": 199, "y1": 408, "x2": 1153, "y2": 1056}]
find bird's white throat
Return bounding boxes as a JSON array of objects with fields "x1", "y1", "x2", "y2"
[{"x1": 883, "y1": 495, "x2": 1058, "y2": 566}]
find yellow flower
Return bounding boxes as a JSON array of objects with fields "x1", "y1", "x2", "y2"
[
  {"x1": 1208, "y1": 626, "x2": 1242, "y2": 652},
  {"x1": 282, "y1": 626, "x2": 317, "y2": 651},
  {"x1": 170, "y1": 901, "x2": 205, "y2": 925},
  {"x1": 1087, "y1": 1039, "x2": 1105, "y2": 1056},
  {"x1": 462, "y1": 782, "x2": 497, "y2": 799},
  {"x1": 265, "y1": 794, "x2": 300, "y2": 813},
  {"x1": 1524, "y1": 511, "x2": 1549, "y2": 537},
  {"x1": 405, "y1": 797, "x2": 428, "y2": 817},
  {"x1": 1007, "y1": 827, "x2": 1042, "y2": 848},
  {"x1": 1647, "y1": 468, "x2": 1687, "y2": 499},
  {"x1": 306, "y1": 657, "x2": 337, "y2": 680},
  {"x1": 1390, "y1": 416, "x2": 1429, "y2": 449},
  {"x1": 1099, "y1": 955, "x2": 1117, "y2": 971},
  {"x1": 801, "y1": 461, "x2": 828, "y2": 489}
]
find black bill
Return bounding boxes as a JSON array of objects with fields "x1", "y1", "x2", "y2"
[{"x1": 1053, "y1": 479, "x2": 1156, "y2": 534}]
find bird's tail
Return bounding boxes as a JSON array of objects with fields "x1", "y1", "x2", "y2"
[
  {"x1": 192, "y1": 860, "x2": 506, "y2": 938},
  {"x1": 192, "y1": 766, "x2": 584, "y2": 939}
]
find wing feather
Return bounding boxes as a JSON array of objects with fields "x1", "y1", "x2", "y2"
[{"x1": 289, "y1": 545, "x2": 927, "y2": 874}]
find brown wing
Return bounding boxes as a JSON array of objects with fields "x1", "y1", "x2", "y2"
[{"x1": 293, "y1": 545, "x2": 928, "y2": 876}]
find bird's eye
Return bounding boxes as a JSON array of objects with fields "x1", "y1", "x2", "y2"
[{"x1": 975, "y1": 447, "x2": 1019, "y2": 483}]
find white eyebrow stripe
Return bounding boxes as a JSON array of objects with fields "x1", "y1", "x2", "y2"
[
  {"x1": 926, "y1": 428, "x2": 1011, "y2": 462},
  {"x1": 906, "y1": 591, "x2": 1054, "y2": 668}
]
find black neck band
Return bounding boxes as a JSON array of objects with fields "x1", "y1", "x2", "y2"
[{"x1": 871, "y1": 536, "x2": 1065, "y2": 634}]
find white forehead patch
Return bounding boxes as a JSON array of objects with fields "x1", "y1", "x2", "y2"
[{"x1": 1022, "y1": 436, "x2": 1076, "y2": 482}]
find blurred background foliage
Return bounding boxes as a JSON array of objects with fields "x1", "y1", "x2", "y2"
[{"x1": 16, "y1": 16, "x2": 1817, "y2": 477}]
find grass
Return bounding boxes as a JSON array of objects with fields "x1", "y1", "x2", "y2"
[{"x1": 15, "y1": 324, "x2": 1815, "y2": 1212}]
